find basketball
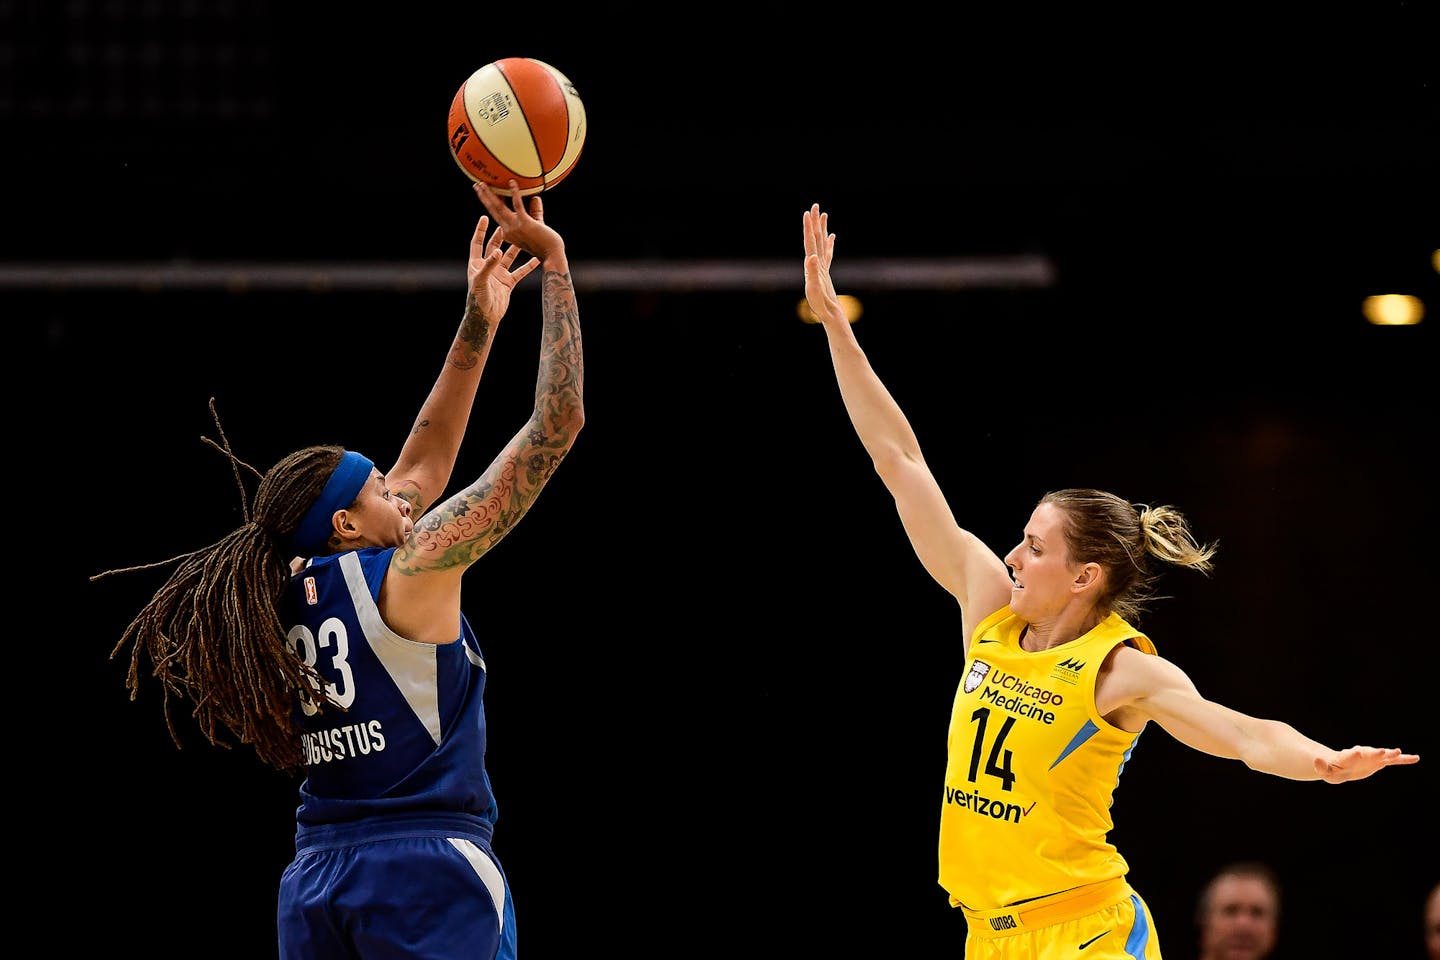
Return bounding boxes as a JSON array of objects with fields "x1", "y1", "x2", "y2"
[{"x1": 447, "y1": 58, "x2": 586, "y2": 197}]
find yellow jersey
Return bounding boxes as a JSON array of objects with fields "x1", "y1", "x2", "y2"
[{"x1": 938, "y1": 605, "x2": 1157, "y2": 910}]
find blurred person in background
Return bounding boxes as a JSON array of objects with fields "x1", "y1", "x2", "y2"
[
  {"x1": 1425, "y1": 881, "x2": 1440, "y2": 960},
  {"x1": 1195, "y1": 862, "x2": 1280, "y2": 960}
]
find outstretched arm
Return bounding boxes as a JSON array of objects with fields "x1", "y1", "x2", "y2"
[
  {"x1": 385, "y1": 182, "x2": 544, "y2": 516},
  {"x1": 382, "y1": 182, "x2": 584, "y2": 644},
  {"x1": 803, "y1": 204, "x2": 1011, "y2": 646},
  {"x1": 1101, "y1": 646, "x2": 1420, "y2": 782}
]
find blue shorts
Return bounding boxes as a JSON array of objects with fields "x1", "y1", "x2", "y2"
[{"x1": 278, "y1": 834, "x2": 516, "y2": 960}]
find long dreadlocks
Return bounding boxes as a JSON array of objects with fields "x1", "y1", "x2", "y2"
[{"x1": 94, "y1": 400, "x2": 350, "y2": 775}]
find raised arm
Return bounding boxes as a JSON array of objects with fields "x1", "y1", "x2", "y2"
[
  {"x1": 803, "y1": 204, "x2": 1011, "y2": 645},
  {"x1": 381, "y1": 182, "x2": 584, "y2": 644},
  {"x1": 385, "y1": 183, "x2": 544, "y2": 516},
  {"x1": 1100, "y1": 645, "x2": 1419, "y2": 781}
]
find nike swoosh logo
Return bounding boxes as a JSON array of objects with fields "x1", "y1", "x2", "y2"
[
  {"x1": 1079, "y1": 931, "x2": 1111, "y2": 950},
  {"x1": 977, "y1": 639, "x2": 1000, "y2": 644}
]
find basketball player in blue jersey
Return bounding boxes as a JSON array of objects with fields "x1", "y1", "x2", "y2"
[
  {"x1": 100, "y1": 179, "x2": 582, "y2": 960},
  {"x1": 800, "y1": 203, "x2": 1418, "y2": 959}
]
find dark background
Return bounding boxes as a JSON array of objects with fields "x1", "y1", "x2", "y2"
[{"x1": 14, "y1": 2, "x2": 1438, "y2": 957}]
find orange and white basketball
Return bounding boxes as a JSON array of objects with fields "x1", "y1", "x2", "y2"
[{"x1": 447, "y1": 58, "x2": 586, "y2": 197}]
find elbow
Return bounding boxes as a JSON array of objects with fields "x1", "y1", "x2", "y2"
[
  {"x1": 870, "y1": 444, "x2": 918, "y2": 484},
  {"x1": 536, "y1": 384, "x2": 584, "y2": 438},
  {"x1": 547, "y1": 397, "x2": 584, "y2": 451}
]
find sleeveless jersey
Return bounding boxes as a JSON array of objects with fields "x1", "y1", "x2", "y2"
[
  {"x1": 938, "y1": 605, "x2": 1157, "y2": 910},
  {"x1": 281, "y1": 547, "x2": 497, "y2": 844}
]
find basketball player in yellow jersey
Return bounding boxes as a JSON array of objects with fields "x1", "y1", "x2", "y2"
[{"x1": 800, "y1": 203, "x2": 1420, "y2": 959}]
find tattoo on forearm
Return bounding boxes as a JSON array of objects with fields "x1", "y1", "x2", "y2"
[
  {"x1": 538, "y1": 270, "x2": 583, "y2": 404},
  {"x1": 393, "y1": 268, "x2": 583, "y2": 576},
  {"x1": 455, "y1": 296, "x2": 495, "y2": 370}
]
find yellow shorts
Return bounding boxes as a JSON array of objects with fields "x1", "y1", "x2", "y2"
[{"x1": 959, "y1": 878, "x2": 1163, "y2": 959}]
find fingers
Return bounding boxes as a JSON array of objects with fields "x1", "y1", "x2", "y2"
[
  {"x1": 802, "y1": 204, "x2": 834, "y2": 249},
  {"x1": 476, "y1": 180, "x2": 539, "y2": 218},
  {"x1": 474, "y1": 180, "x2": 522, "y2": 217},
  {"x1": 803, "y1": 205, "x2": 822, "y2": 255},
  {"x1": 803, "y1": 203, "x2": 837, "y2": 280},
  {"x1": 470, "y1": 215, "x2": 492, "y2": 259},
  {"x1": 484, "y1": 224, "x2": 506, "y2": 259},
  {"x1": 474, "y1": 238, "x2": 530, "y2": 279},
  {"x1": 1322, "y1": 746, "x2": 1422, "y2": 782},
  {"x1": 1365, "y1": 746, "x2": 1420, "y2": 765}
]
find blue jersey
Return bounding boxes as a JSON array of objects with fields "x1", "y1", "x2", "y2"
[
  {"x1": 277, "y1": 547, "x2": 516, "y2": 959},
  {"x1": 281, "y1": 547, "x2": 496, "y2": 844}
]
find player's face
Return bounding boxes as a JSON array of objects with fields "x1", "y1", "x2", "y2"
[
  {"x1": 1199, "y1": 876, "x2": 1278, "y2": 960},
  {"x1": 1002, "y1": 502, "x2": 1083, "y2": 622},
  {"x1": 349, "y1": 469, "x2": 413, "y2": 547}
]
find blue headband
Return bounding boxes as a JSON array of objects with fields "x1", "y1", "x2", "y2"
[{"x1": 287, "y1": 451, "x2": 375, "y2": 557}]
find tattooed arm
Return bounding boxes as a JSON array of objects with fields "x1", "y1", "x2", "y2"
[
  {"x1": 381, "y1": 181, "x2": 585, "y2": 645},
  {"x1": 385, "y1": 182, "x2": 544, "y2": 517}
]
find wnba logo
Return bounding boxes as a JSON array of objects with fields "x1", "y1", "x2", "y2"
[{"x1": 989, "y1": 915, "x2": 1017, "y2": 930}]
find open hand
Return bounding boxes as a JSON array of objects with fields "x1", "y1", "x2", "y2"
[
  {"x1": 803, "y1": 203, "x2": 843, "y2": 324},
  {"x1": 473, "y1": 180, "x2": 564, "y2": 262},
  {"x1": 1314, "y1": 745, "x2": 1419, "y2": 783},
  {"x1": 465, "y1": 205, "x2": 541, "y2": 325}
]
